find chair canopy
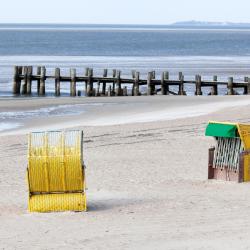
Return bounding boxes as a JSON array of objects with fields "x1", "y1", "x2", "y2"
[{"x1": 206, "y1": 121, "x2": 250, "y2": 150}]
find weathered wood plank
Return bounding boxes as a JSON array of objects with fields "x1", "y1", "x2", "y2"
[
  {"x1": 39, "y1": 66, "x2": 46, "y2": 96},
  {"x1": 70, "y1": 68, "x2": 76, "y2": 97},
  {"x1": 55, "y1": 68, "x2": 60, "y2": 96}
]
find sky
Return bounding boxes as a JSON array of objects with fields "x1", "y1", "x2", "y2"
[{"x1": 0, "y1": 0, "x2": 250, "y2": 24}]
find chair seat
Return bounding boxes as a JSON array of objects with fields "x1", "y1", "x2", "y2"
[{"x1": 29, "y1": 192, "x2": 86, "y2": 212}]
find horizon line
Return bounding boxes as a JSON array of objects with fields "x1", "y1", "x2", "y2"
[{"x1": 0, "y1": 20, "x2": 250, "y2": 26}]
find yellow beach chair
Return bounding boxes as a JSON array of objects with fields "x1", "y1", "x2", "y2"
[
  {"x1": 27, "y1": 130, "x2": 87, "y2": 212},
  {"x1": 206, "y1": 121, "x2": 250, "y2": 182}
]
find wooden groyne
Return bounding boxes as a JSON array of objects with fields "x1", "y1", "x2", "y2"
[{"x1": 12, "y1": 66, "x2": 250, "y2": 96}]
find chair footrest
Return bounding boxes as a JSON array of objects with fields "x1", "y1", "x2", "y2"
[{"x1": 29, "y1": 193, "x2": 87, "y2": 212}]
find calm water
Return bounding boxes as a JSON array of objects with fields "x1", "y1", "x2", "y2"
[{"x1": 1, "y1": 24, "x2": 250, "y2": 96}]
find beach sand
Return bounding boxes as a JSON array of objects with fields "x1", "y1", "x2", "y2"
[{"x1": 1, "y1": 96, "x2": 250, "y2": 249}]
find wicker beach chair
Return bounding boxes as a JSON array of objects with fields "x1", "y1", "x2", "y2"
[
  {"x1": 27, "y1": 130, "x2": 87, "y2": 212},
  {"x1": 206, "y1": 121, "x2": 250, "y2": 182}
]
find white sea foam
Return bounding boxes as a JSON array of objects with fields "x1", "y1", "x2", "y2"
[
  {"x1": 0, "y1": 122, "x2": 21, "y2": 132},
  {"x1": 0, "y1": 103, "x2": 106, "y2": 120},
  {"x1": 0, "y1": 102, "x2": 110, "y2": 133}
]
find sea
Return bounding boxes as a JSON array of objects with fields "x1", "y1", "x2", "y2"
[{"x1": 1, "y1": 23, "x2": 250, "y2": 96}]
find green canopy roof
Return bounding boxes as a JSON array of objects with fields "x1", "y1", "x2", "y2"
[{"x1": 205, "y1": 123, "x2": 239, "y2": 138}]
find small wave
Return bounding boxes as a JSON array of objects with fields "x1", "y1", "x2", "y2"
[
  {"x1": 0, "y1": 122, "x2": 21, "y2": 132},
  {"x1": 0, "y1": 103, "x2": 106, "y2": 120}
]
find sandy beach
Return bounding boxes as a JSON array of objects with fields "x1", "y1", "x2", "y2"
[{"x1": 1, "y1": 95, "x2": 250, "y2": 249}]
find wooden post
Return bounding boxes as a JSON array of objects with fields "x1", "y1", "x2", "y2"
[
  {"x1": 152, "y1": 71, "x2": 156, "y2": 94},
  {"x1": 147, "y1": 72, "x2": 153, "y2": 95},
  {"x1": 21, "y1": 66, "x2": 28, "y2": 95},
  {"x1": 89, "y1": 68, "x2": 94, "y2": 96},
  {"x1": 39, "y1": 66, "x2": 46, "y2": 96},
  {"x1": 96, "y1": 81, "x2": 100, "y2": 96},
  {"x1": 86, "y1": 68, "x2": 93, "y2": 97},
  {"x1": 17, "y1": 66, "x2": 22, "y2": 94},
  {"x1": 243, "y1": 77, "x2": 248, "y2": 94},
  {"x1": 131, "y1": 71, "x2": 135, "y2": 96},
  {"x1": 131, "y1": 70, "x2": 136, "y2": 79},
  {"x1": 70, "y1": 68, "x2": 76, "y2": 96},
  {"x1": 85, "y1": 68, "x2": 89, "y2": 77},
  {"x1": 13, "y1": 66, "x2": 20, "y2": 95},
  {"x1": 107, "y1": 85, "x2": 112, "y2": 96},
  {"x1": 84, "y1": 67, "x2": 89, "y2": 95},
  {"x1": 195, "y1": 75, "x2": 202, "y2": 95},
  {"x1": 102, "y1": 69, "x2": 108, "y2": 95},
  {"x1": 247, "y1": 77, "x2": 250, "y2": 95},
  {"x1": 26, "y1": 66, "x2": 33, "y2": 95},
  {"x1": 86, "y1": 68, "x2": 90, "y2": 97},
  {"x1": 123, "y1": 86, "x2": 127, "y2": 96},
  {"x1": 37, "y1": 66, "x2": 41, "y2": 95},
  {"x1": 12, "y1": 66, "x2": 18, "y2": 95},
  {"x1": 134, "y1": 72, "x2": 140, "y2": 96},
  {"x1": 115, "y1": 70, "x2": 121, "y2": 96},
  {"x1": 164, "y1": 71, "x2": 169, "y2": 95},
  {"x1": 227, "y1": 77, "x2": 234, "y2": 95},
  {"x1": 152, "y1": 71, "x2": 156, "y2": 79},
  {"x1": 112, "y1": 69, "x2": 116, "y2": 94},
  {"x1": 55, "y1": 68, "x2": 60, "y2": 96},
  {"x1": 178, "y1": 72, "x2": 185, "y2": 95},
  {"x1": 18, "y1": 66, "x2": 23, "y2": 75},
  {"x1": 161, "y1": 72, "x2": 166, "y2": 95},
  {"x1": 211, "y1": 75, "x2": 218, "y2": 95}
]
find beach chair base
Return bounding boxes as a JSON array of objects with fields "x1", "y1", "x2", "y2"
[
  {"x1": 208, "y1": 147, "x2": 250, "y2": 182},
  {"x1": 28, "y1": 193, "x2": 87, "y2": 212},
  {"x1": 208, "y1": 166, "x2": 243, "y2": 182}
]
